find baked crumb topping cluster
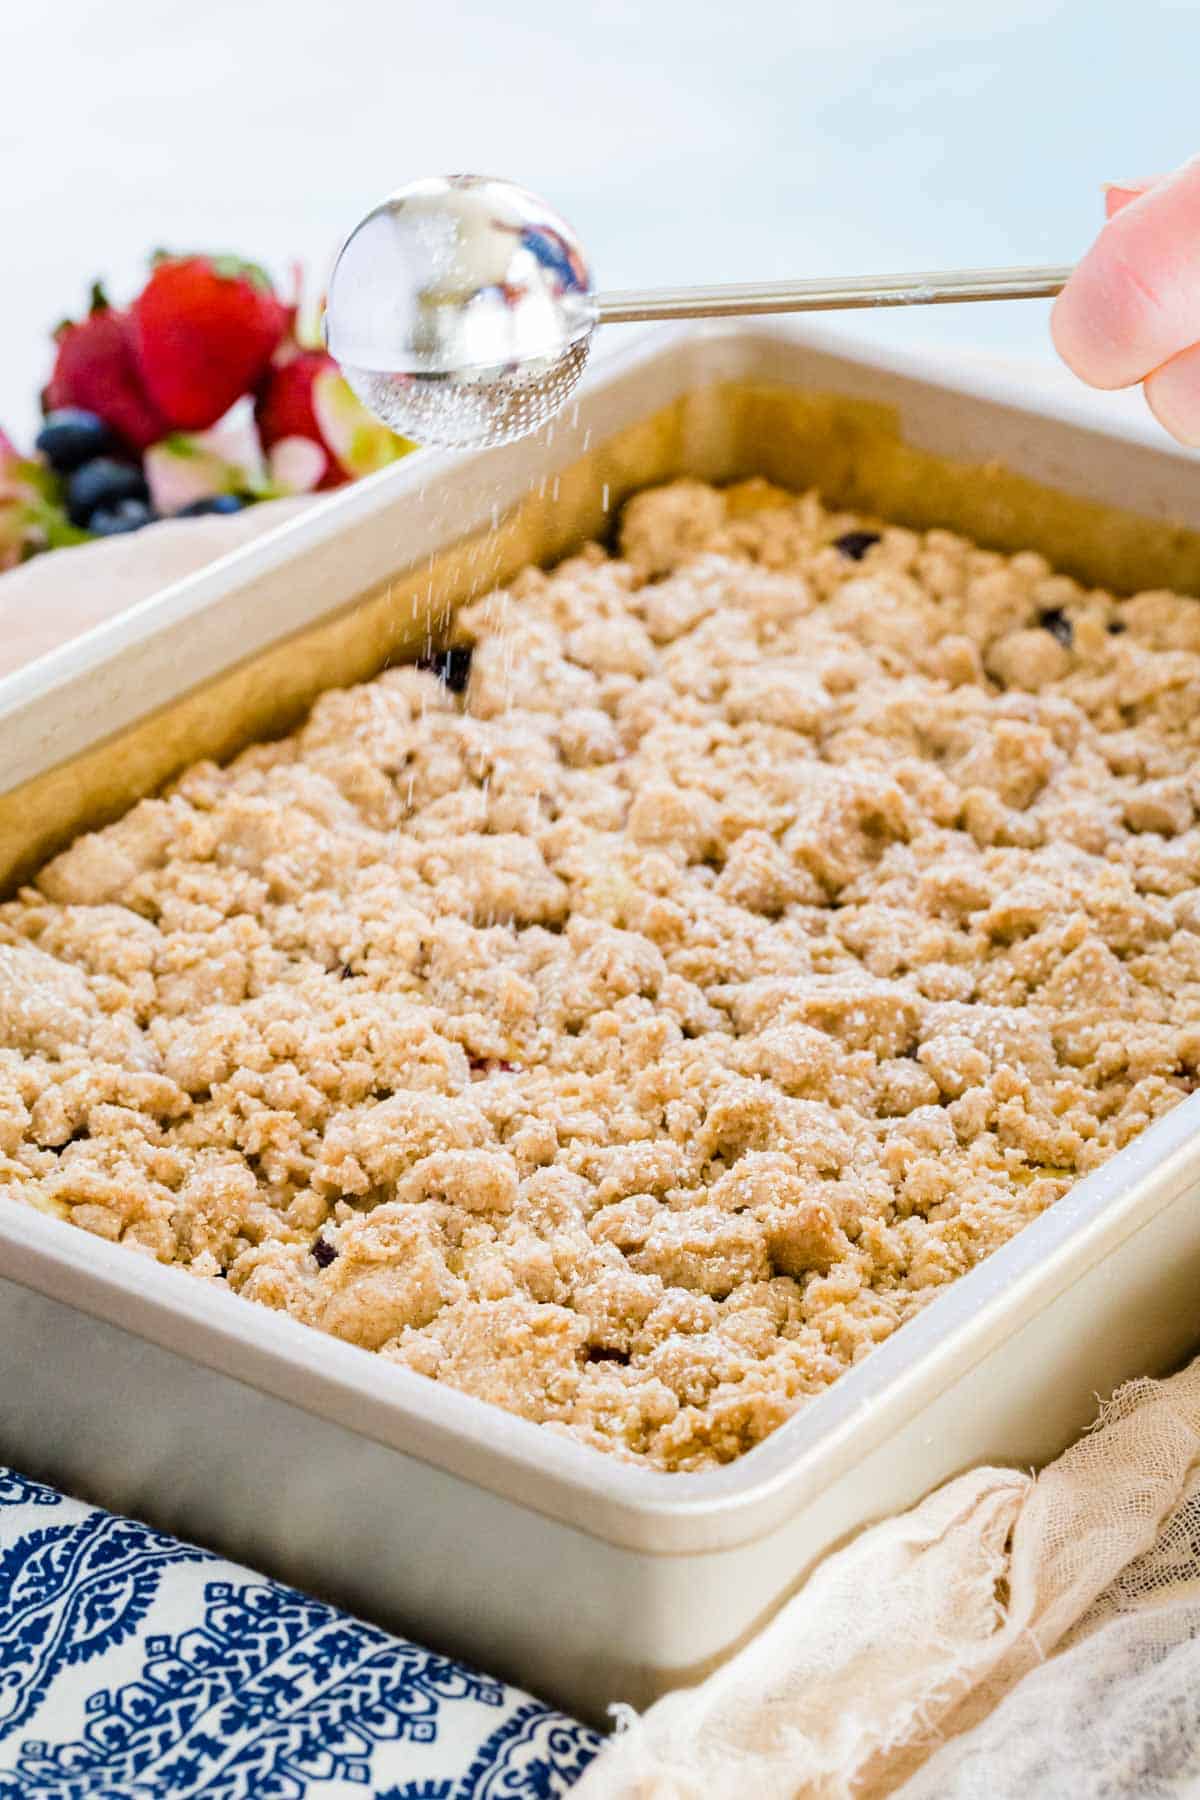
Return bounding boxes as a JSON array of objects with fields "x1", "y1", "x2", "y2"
[{"x1": 4, "y1": 477, "x2": 1200, "y2": 1470}]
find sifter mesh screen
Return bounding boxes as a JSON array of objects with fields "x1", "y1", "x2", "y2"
[{"x1": 344, "y1": 340, "x2": 591, "y2": 449}]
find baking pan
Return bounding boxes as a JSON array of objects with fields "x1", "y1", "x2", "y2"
[{"x1": 4, "y1": 322, "x2": 1200, "y2": 1724}]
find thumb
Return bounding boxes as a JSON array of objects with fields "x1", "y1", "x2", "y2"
[{"x1": 1052, "y1": 154, "x2": 1200, "y2": 389}]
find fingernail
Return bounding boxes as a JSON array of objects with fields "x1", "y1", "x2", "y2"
[{"x1": 1103, "y1": 184, "x2": 1146, "y2": 220}]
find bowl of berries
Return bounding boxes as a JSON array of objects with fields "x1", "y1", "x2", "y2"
[{"x1": 0, "y1": 253, "x2": 414, "y2": 571}]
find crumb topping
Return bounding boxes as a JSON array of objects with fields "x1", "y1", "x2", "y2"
[{"x1": 4, "y1": 476, "x2": 1200, "y2": 1470}]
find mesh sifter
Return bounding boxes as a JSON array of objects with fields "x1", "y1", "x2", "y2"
[{"x1": 324, "y1": 173, "x2": 1072, "y2": 450}]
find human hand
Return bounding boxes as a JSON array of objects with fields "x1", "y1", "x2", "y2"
[{"x1": 1052, "y1": 157, "x2": 1200, "y2": 445}]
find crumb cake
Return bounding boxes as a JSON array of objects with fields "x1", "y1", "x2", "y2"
[{"x1": 4, "y1": 477, "x2": 1200, "y2": 1472}]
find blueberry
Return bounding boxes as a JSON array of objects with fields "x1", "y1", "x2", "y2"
[
  {"x1": 36, "y1": 408, "x2": 115, "y2": 473},
  {"x1": 87, "y1": 497, "x2": 158, "y2": 536},
  {"x1": 832, "y1": 530, "x2": 882, "y2": 562},
  {"x1": 66, "y1": 458, "x2": 149, "y2": 527},
  {"x1": 1037, "y1": 607, "x2": 1073, "y2": 648},
  {"x1": 312, "y1": 1236, "x2": 338, "y2": 1269},
  {"x1": 175, "y1": 493, "x2": 251, "y2": 517},
  {"x1": 417, "y1": 646, "x2": 472, "y2": 692}
]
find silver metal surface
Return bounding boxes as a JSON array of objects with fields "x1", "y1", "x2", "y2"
[
  {"x1": 324, "y1": 173, "x2": 1072, "y2": 446},
  {"x1": 596, "y1": 265, "x2": 1074, "y2": 323},
  {"x1": 325, "y1": 174, "x2": 597, "y2": 448}
]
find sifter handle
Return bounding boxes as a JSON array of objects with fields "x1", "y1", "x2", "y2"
[{"x1": 593, "y1": 264, "x2": 1074, "y2": 325}]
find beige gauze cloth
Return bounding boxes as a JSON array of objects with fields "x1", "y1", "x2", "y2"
[{"x1": 578, "y1": 1354, "x2": 1200, "y2": 1799}]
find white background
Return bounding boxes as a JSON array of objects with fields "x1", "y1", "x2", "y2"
[{"x1": 1, "y1": 0, "x2": 1198, "y2": 444}]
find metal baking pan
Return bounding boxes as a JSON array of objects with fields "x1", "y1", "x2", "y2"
[{"x1": 4, "y1": 322, "x2": 1200, "y2": 1725}]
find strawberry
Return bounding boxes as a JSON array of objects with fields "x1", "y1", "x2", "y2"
[
  {"x1": 256, "y1": 350, "x2": 344, "y2": 489},
  {"x1": 256, "y1": 348, "x2": 413, "y2": 489},
  {"x1": 47, "y1": 283, "x2": 167, "y2": 453},
  {"x1": 131, "y1": 253, "x2": 288, "y2": 431}
]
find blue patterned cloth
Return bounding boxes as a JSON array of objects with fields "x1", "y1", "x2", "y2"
[{"x1": 0, "y1": 1468, "x2": 601, "y2": 1798}]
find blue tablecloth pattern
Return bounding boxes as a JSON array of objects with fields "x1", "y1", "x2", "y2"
[{"x1": 0, "y1": 1469, "x2": 601, "y2": 1798}]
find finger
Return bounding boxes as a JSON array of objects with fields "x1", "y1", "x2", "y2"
[
  {"x1": 1052, "y1": 154, "x2": 1200, "y2": 389},
  {"x1": 1144, "y1": 339, "x2": 1200, "y2": 446},
  {"x1": 1104, "y1": 179, "x2": 1161, "y2": 220}
]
